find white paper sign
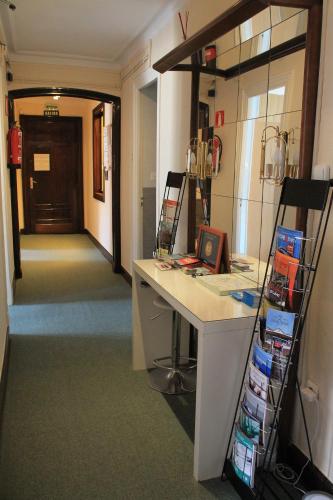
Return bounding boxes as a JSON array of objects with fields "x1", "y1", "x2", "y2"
[
  {"x1": 34, "y1": 153, "x2": 50, "y2": 171},
  {"x1": 103, "y1": 125, "x2": 112, "y2": 170}
]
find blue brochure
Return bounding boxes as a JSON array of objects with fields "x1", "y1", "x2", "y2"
[
  {"x1": 266, "y1": 308, "x2": 295, "y2": 338},
  {"x1": 276, "y1": 225, "x2": 303, "y2": 259},
  {"x1": 253, "y1": 342, "x2": 272, "y2": 378}
]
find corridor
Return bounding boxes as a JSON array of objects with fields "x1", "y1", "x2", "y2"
[{"x1": 0, "y1": 235, "x2": 237, "y2": 500}]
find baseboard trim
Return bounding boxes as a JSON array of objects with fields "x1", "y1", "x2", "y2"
[
  {"x1": 288, "y1": 443, "x2": 333, "y2": 494},
  {"x1": 121, "y1": 266, "x2": 132, "y2": 287},
  {"x1": 0, "y1": 329, "x2": 10, "y2": 433},
  {"x1": 86, "y1": 230, "x2": 113, "y2": 264},
  {"x1": 12, "y1": 271, "x2": 16, "y2": 300}
]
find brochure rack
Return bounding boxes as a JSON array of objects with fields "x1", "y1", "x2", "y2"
[
  {"x1": 223, "y1": 178, "x2": 333, "y2": 499},
  {"x1": 156, "y1": 171, "x2": 187, "y2": 256}
]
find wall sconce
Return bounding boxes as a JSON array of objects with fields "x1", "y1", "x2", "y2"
[
  {"x1": 186, "y1": 136, "x2": 222, "y2": 179},
  {"x1": 260, "y1": 126, "x2": 298, "y2": 185}
]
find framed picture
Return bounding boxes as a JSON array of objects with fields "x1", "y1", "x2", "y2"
[{"x1": 196, "y1": 225, "x2": 230, "y2": 274}]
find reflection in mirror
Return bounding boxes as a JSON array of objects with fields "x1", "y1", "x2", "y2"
[
  {"x1": 234, "y1": 117, "x2": 266, "y2": 203},
  {"x1": 191, "y1": 6, "x2": 307, "y2": 284},
  {"x1": 233, "y1": 199, "x2": 262, "y2": 284},
  {"x1": 271, "y1": 9, "x2": 307, "y2": 48},
  {"x1": 240, "y1": 29, "x2": 271, "y2": 63},
  {"x1": 211, "y1": 122, "x2": 237, "y2": 198},
  {"x1": 215, "y1": 28, "x2": 240, "y2": 57},
  {"x1": 263, "y1": 111, "x2": 302, "y2": 205},
  {"x1": 199, "y1": 74, "x2": 216, "y2": 129},
  {"x1": 240, "y1": 8, "x2": 270, "y2": 43},
  {"x1": 268, "y1": 49, "x2": 305, "y2": 116},
  {"x1": 216, "y1": 44, "x2": 240, "y2": 70},
  {"x1": 270, "y1": 6, "x2": 303, "y2": 26},
  {"x1": 238, "y1": 65, "x2": 269, "y2": 121},
  {"x1": 215, "y1": 47, "x2": 240, "y2": 124}
]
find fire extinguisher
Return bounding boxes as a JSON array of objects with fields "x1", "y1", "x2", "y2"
[{"x1": 7, "y1": 122, "x2": 22, "y2": 166}]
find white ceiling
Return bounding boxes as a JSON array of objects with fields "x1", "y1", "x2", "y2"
[{"x1": 0, "y1": 0, "x2": 173, "y2": 67}]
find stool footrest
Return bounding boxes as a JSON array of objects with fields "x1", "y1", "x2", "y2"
[
  {"x1": 149, "y1": 366, "x2": 196, "y2": 394},
  {"x1": 153, "y1": 356, "x2": 197, "y2": 371}
]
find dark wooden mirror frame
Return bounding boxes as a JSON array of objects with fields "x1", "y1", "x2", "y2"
[
  {"x1": 7, "y1": 87, "x2": 121, "y2": 277},
  {"x1": 153, "y1": 0, "x2": 322, "y2": 252}
]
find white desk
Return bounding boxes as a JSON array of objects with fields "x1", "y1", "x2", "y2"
[{"x1": 132, "y1": 259, "x2": 256, "y2": 481}]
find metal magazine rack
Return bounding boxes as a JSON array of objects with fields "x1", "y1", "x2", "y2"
[
  {"x1": 223, "y1": 178, "x2": 333, "y2": 499},
  {"x1": 155, "y1": 171, "x2": 187, "y2": 257}
]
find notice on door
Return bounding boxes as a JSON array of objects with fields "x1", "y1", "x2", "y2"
[{"x1": 34, "y1": 153, "x2": 50, "y2": 171}]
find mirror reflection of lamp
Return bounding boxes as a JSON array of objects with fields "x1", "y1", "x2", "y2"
[
  {"x1": 186, "y1": 138, "x2": 199, "y2": 178},
  {"x1": 286, "y1": 128, "x2": 299, "y2": 179},
  {"x1": 260, "y1": 125, "x2": 297, "y2": 185},
  {"x1": 186, "y1": 137, "x2": 222, "y2": 179}
]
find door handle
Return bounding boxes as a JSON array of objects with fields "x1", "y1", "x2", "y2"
[{"x1": 29, "y1": 176, "x2": 38, "y2": 190}]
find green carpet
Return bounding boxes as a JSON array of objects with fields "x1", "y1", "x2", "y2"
[{"x1": 0, "y1": 235, "x2": 239, "y2": 500}]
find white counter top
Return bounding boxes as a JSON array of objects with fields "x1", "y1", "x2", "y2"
[{"x1": 133, "y1": 259, "x2": 257, "y2": 324}]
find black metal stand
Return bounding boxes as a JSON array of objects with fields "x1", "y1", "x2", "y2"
[
  {"x1": 156, "y1": 171, "x2": 187, "y2": 256},
  {"x1": 223, "y1": 178, "x2": 333, "y2": 499}
]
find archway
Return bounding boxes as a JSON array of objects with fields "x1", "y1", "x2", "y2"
[{"x1": 8, "y1": 87, "x2": 121, "y2": 277}]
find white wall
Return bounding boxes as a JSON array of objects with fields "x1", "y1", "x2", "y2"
[
  {"x1": 84, "y1": 100, "x2": 113, "y2": 256},
  {"x1": 120, "y1": 0, "x2": 237, "y2": 274},
  {"x1": 0, "y1": 48, "x2": 14, "y2": 307},
  {"x1": 292, "y1": 0, "x2": 333, "y2": 482},
  {"x1": 0, "y1": 47, "x2": 9, "y2": 370},
  {"x1": 14, "y1": 96, "x2": 113, "y2": 257}
]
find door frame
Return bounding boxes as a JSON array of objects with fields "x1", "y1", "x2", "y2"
[
  {"x1": 8, "y1": 87, "x2": 121, "y2": 275},
  {"x1": 132, "y1": 68, "x2": 160, "y2": 261},
  {"x1": 20, "y1": 114, "x2": 84, "y2": 234}
]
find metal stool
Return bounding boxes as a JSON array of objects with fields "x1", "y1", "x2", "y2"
[{"x1": 149, "y1": 295, "x2": 197, "y2": 395}]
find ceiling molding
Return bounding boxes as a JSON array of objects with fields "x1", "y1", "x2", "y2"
[
  {"x1": 8, "y1": 50, "x2": 121, "y2": 70},
  {"x1": 120, "y1": 42, "x2": 151, "y2": 82}
]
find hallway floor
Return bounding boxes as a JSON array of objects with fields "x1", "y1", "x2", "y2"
[{"x1": 0, "y1": 235, "x2": 238, "y2": 500}]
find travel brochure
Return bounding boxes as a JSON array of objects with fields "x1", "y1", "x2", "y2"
[
  {"x1": 266, "y1": 225, "x2": 303, "y2": 309},
  {"x1": 265, "y1": 308, "x2": 295, "y2": 339},
  {"x1": 276, "y1": 225, "x2": 303, "y2": 259},
  {"x1": 252, "y1": 343, "x2": 272, "y2": 378},
  {"x1": 249, "y1": 362, "x2": 268, "y2": 401},
  {"x1": 239, "y1": 403, "x2": 260, "y2": 445},
  {"x1": 232, "y1": 425, "x2": 257, "y2": 488},
  {"x1": 232, "y1": 302, "x2": 296, "y2": 487}
]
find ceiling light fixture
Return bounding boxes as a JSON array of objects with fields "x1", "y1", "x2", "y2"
[{"x1": 0, "y1": 0, "x2": 16, "y2": 10}]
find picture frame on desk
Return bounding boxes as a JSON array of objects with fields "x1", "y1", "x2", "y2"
[{"x1": 197, "y1": 225, "x2": 230, "y2": 274}]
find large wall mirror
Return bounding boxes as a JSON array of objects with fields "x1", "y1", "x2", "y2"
[
  {"x1": 153, "y1": 0, "x2": 321, "y2": 287},
  {"x1": 195, "y1": 6, "x2": 307, "y2": 284}
]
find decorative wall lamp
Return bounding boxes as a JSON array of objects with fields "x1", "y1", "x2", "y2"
[
  {"x1": 186, "y1": 135, "x2": 223, "y2": 179},
  {"x1": 260, "y1": 126, "x2": 298, "y2": 185}
]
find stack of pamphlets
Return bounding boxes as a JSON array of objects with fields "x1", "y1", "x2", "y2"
[
  {"x1": 266, "y1": 226, "x2": 303, "y2": 309},
  {"x1": 263, "y1": 308, "x2": 295, "y2": 382},
  {"x1": 197, "y1": 274, "x2": 257, "y2": 296},
  {"x1": 232, "y1": 425, "x2": 257, "y2": 488},
  {"x1": 158, "y1": 199, "x2": 179, "y2": 250},
  {"x1": 232, "y1": 307, "x2": 296, "y2": 488}
]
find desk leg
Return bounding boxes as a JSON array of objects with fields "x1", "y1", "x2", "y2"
[{"x1": 193, "y1": 324, "x2": 253, "y2": 481}]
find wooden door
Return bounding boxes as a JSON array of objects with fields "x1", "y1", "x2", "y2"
[{"x1": 21, "y1": 115, "x2": 83, "y2": 234}]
